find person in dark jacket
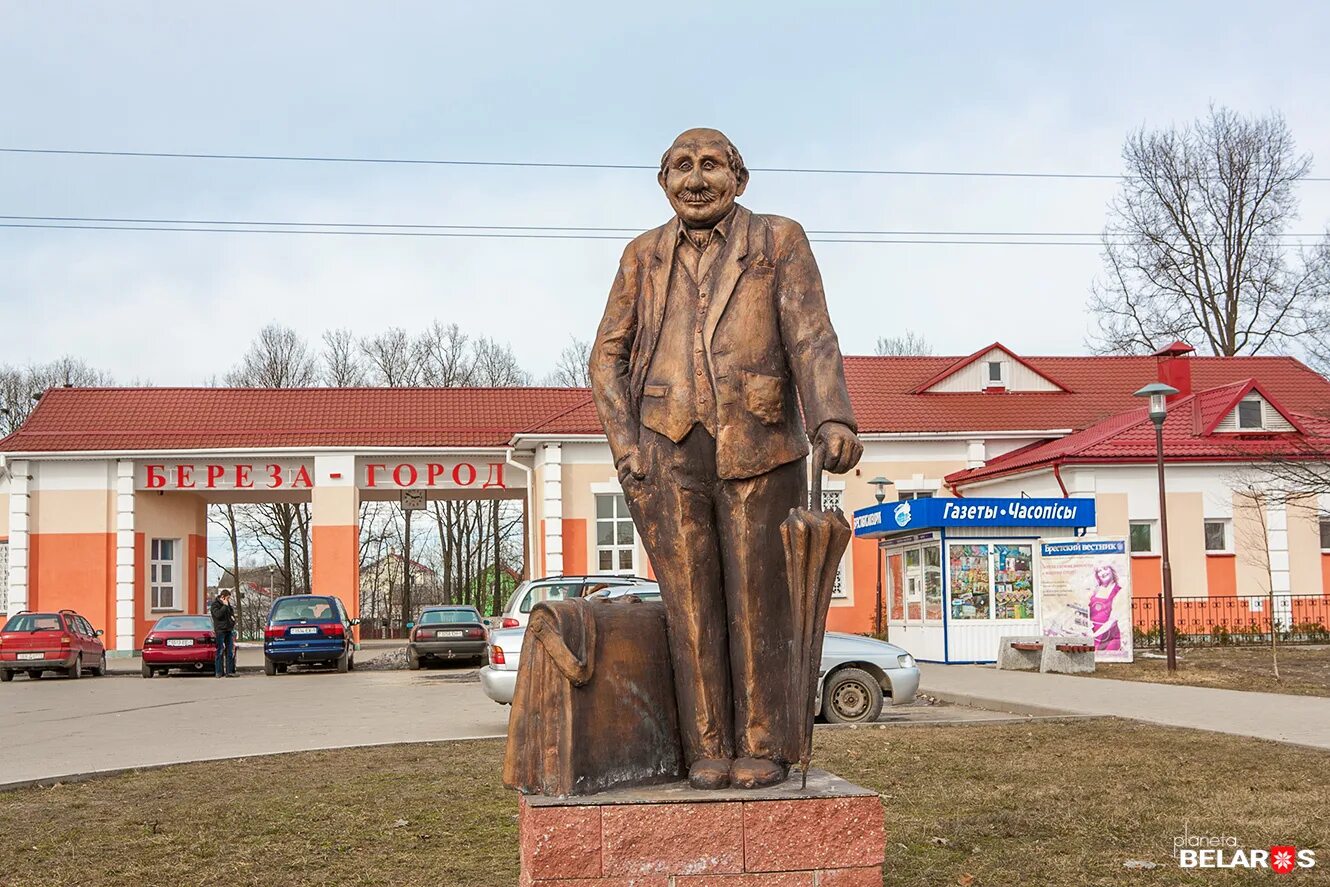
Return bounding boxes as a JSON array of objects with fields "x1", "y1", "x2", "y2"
[{"x1": 210, "y1": 589, "x2": 237, "y2": 677}]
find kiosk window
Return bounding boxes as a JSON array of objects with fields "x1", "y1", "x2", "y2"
[
  {"x1": 904, "y1": 548, "x2": 923, "y2": 621},
  {"x1": 948, "y1": 542, "x2": 1034, "y2": 620},
  {"x1": 949, "y1": 544, "x2": 990, "y2": 619},
  {"x1": 923, "y1": 545, "x2": 943, "y2": 620},
  {"x1": 993, "y1": 545, "x2": 1034, "y2": 619}
]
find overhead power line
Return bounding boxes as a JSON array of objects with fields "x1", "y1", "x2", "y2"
[
  {"x1": 5, "y1": 146, "x2": 1327, "y2": 182},
  {"x1": 0, "y1": 221, "x2": 1113, "y2": 245},
  {"x1": 0, "y1": 216, "x2": 1323, "y2": 244}
]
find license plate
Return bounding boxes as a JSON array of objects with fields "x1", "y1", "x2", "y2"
[
  {"x1": 166, "y1": 638, "x2": 194, "y2": 647},
  {"x1": 437, "y1": 630, "x2": 464, "y2": 638},
  {"x1": 290, "y1": 627, "x2": 318, "y2": 635},
  {"x1": 17, "y1": 652, "x2": 43, "y2": 660}
]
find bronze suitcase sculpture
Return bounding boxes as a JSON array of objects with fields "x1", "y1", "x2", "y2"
[{"x1": 503, "y1": 595, "x2": 683, "y2": 796}]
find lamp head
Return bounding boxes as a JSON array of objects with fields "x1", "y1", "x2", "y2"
[
  {"x1": 869, "y1": 475, "x2": 893, "y2": 504},
  {"x1": 1133, "y1": 381, "x2": 1179, "y2": 423}
]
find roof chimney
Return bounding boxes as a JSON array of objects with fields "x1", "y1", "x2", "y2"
[{"x1": 1152, "y1": 341, "x2": 1194, "y2": 398}]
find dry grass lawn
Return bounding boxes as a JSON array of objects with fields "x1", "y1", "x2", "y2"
[
  {"x1": 1093, "y1": 644, "x2": 1330, "y2": 697},
  {"x1": 1, "y1": 720, "x2": 1326, "y2": 886}
]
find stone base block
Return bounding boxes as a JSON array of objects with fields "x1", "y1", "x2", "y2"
[
  {"x1": 996, "y1": 635, "x2": 1044, "y2": 671},
  {"x1": 519, "y1": 769, "x2": 884, "y2": 886},
  {"x1": 1040, "y1": 637, "x2": 1096, "y2": 674}
]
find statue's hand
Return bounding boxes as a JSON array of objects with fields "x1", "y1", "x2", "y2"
[
  {"x1": 816, "y1": 422, "x2": 863, "y2": 474},
  {"x1": 616, "y1": 446, "x2": 647, "y2": 487}
]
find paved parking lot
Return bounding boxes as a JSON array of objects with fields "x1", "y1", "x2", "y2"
[
  {"x1": 1, "y1": 654, "x2": 1030, "y2": 789},
  {"x1": 0, "y1": 664, "x2": 509, "y2": 788}
]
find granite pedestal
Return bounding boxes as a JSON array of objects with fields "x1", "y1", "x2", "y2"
[{"x1": 518, "y1": 769, "x2": 885, "y2": 886}]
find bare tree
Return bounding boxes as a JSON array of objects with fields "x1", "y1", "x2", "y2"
[
  {"x1": 322, "y1": 328, "x2": 366, "y2": 386},
  {"x1": 360, "y1": 328, "x2": 423, "y2": 387},
  {"x1": 471, "y1": 337, "x2": 532, "y2": 387},
  {"x1": 1233, "y1": 485, "x2": 1283, "y2": 680},
  {"x1": 1089, "y1": 106, "x2": 1330, "y2": 367},
  {"x1": 417, "y1": 322, "x2": 475, "y2": 387},
  {"x1": 874, "y1": 331, "x2": 934, "y2": 356},
  {"x1": 0, "y1": 358, "x2": 114, "y2": 435},
  {"x1": 225, "y1": 323, "x2": 319, "y2": 387},
  {"x1": 546, "y1": 336, "x2": 593, "y2": 386}
]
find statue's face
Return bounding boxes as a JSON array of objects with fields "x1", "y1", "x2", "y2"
[{"x1": 660, "y1": 134, "x2": 745, "y2": 229}]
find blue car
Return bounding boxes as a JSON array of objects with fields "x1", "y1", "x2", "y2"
[{"x1": 262, "y1": 594, "x2": 359, "y2": 675}]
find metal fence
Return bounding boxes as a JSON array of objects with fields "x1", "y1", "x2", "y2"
[{"x1": 1132, "y1": 593, "x2": 1330, "y2": 647}]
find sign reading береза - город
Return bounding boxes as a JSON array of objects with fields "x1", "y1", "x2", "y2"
[{"x1": 852, "y1": 496, "x2": 1096, "y2": 536}]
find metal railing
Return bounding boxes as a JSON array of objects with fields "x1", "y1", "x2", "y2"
[{"x1": 1132, "y1": 593, "x2": 1330, "y2": 647}]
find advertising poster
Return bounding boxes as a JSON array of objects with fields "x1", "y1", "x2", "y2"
[{"x1": 1040, "y1": 539, "x2": 1133, "y2": 662}]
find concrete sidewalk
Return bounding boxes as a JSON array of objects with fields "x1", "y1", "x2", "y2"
[{"x1": 920, "y1": 663, "x2": 1330, "y2": 750}]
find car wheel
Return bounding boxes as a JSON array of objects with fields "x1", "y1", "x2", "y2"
[
  {"x1": 142, "y1": 661, "x2": 153, "y2": 679},
  {"x1": 29, "y1": 670, "x2": 43, "y2": 679},
  {"x1": 90, "y1": 654, "x2": 106, "y2": 676},
  {"x1": 407, "y1": 650, "x2": 421, "y2": 670},
  {"x1": 336, "y1": 651, "x2": 350, "y2": 673},
  {"x1": 264, "y1": 658, "x2": 277, "y2": 676},
  {"x1": 0, "y1": 670, "x2": 12, "y2": 683},
  {"x1": 68, "y1": 656, "x2": 83, "y2": 680},
  {"x1": 822, "y1": 667, "x2": 883, "y2": 724}
]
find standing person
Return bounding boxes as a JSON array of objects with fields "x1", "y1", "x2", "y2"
[{"x1": 210, "y1": 588, "x2": 237, "y2": 678}]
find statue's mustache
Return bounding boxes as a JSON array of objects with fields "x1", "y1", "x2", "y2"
[{"x1": 677, "y1": 187, "x2": 717, "y2": 205}]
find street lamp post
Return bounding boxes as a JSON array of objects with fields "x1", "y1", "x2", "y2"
[
  {"x1": 869, "y1": 476, "x2": 894, "y2": 637},
  {"x1": 1134, "y1": 381, "x2": 1180, "y2": 673}
]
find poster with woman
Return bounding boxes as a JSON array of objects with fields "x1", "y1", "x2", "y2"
[{"x1": 1039, "y1": 539, "x2": 1133, "y2": 662}]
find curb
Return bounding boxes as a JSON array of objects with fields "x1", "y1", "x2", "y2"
[
  {"x1": 0, "y1": 734, "x2": 509, "y2": 794},
  {"x1": 925, "y1": 689, "x2": 1077, "y2": 718}
]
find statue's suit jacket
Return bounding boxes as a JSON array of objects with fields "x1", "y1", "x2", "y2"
[{"x1": 590, "y1": 204, "x2": 857, "y2": 481}]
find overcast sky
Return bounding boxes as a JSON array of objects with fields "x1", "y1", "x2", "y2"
[{"x1": 3, "y1": 1, "x2": 1328, "y2": 384}]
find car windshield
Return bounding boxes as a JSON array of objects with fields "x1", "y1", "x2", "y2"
[
  {"x1": 519, "y1": 581, "x2": 585, "y2": 613},
  {"x1": 3, "y1": 613, "x2": 63, "y2": 632},
  {"x1": 270, "y1": 598, "x2": 337, "y2": 622},
  {"x1": 155, "y1": 616, "x2": 214, "y2": 631},
  {"x1": 418, "y1": 609, "x2": 480, "y2": 625}
]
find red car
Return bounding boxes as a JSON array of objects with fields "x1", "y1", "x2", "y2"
[
  {"x1": 141, "y1": 615, "x2": 219, "y2": 677},
  {"x1": 0, "y1": 609, "x2": 107, "y2": 681}
]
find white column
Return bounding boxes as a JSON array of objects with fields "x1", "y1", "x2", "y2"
[
  {"x1": 966, "y1": 439, "x2": 986, "y2": 469},
  {"x1": 541, "y1": 444, "x2": 563, "y2": 576},
  {"x1": 6, "y1": 460, "x2": 29, "y2": 613},
  {"x1": 115, "y1": 460, "x2": 136, "y2": 651}
]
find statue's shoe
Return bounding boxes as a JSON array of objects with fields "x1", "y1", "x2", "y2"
[
  {"x1": 730, "y1": 757, "x2": 788, "y2": 789},
  {"x1": 687, "y1": 758, "x2": 732, "y2": 790}
]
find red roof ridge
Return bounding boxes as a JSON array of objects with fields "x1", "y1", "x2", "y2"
[{"x1": 517, "y1": 394, "x2": 597, "y2": 436}]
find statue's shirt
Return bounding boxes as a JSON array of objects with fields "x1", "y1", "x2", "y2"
[{"x1": 641, "y1": 208, "x2": 738, "y2": 442}]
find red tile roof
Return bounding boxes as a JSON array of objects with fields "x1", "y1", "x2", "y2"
[
  {"x1": 948, "y1": 380, "x2": 1330, "y2": 487},
  {"x1": 0, "y1": 387, "x2": 595, "y2": 452},
  {"x1": 2, "y1": 350, "x2": 1327, "y2": 454},
  {"x1": 844, "y1": 353, "x2": 1330, "y2": 435}
]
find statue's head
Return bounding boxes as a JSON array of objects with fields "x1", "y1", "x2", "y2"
[{"x1": 659, "y1": 128, "x2": 749, "y2": 229}]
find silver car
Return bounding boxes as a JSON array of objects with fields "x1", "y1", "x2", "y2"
[{"x1": 479, "y1": 586, "x2": 919, "y2": 723}]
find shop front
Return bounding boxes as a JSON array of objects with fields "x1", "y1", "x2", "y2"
[{"x1": 852, "y1": 497, "x2": 1097, "y2": 663}]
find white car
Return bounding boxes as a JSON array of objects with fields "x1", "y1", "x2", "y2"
[
  {"x1": 479, "y1": 586, "x2": 920, "y2": 723},
  {"x1": 494, "y1": 574, "x2": 651, "y2": 629}
]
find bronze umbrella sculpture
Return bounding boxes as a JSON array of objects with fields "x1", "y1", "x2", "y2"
[{"x1": 782, "y1": 444, "x2": 854, "y2": 789}]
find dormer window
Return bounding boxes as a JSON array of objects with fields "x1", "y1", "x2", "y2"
[
  {"x1": 987, "y1": 361, "x2": 1004, "y2": 384},
  {"x1": 1237, "y1": 397, "x2": 1263, "y2": 430}
]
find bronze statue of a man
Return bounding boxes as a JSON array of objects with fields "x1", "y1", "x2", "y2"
[{"x1": 590, "y1": 128, "x2": 862, "y2": 790}]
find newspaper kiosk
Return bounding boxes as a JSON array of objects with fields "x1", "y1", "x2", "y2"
[{"x1": 852, "y1": 497, "x2": 1097, "y2": 663}]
